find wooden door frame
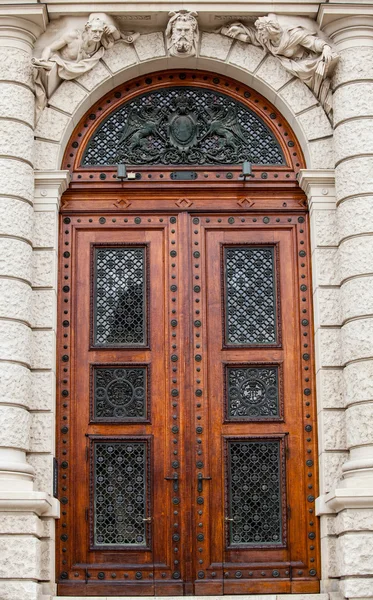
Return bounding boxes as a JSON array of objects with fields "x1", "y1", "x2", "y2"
[{"x1": 56, "y1": 188, "x2": 320, "y2": 595}]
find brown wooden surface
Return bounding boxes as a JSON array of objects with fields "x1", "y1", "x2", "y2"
[{"x1": 57, "y1": 202, "x2": 319, "y2": 596}]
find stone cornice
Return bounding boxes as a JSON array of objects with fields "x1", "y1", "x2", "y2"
[
  {"x1": 34, "y1": 170, "x2": 71, "y2": 210},
  {"x1": 298, "y1": 169, "x2": 336, "y2": 199},
  {"x1": 317, "y1": 488, "x2": 373, "y2": 515},
  {"x1": 0, "y1": 491, "x2": 60, "y2": 518},
  {"x1": 318, "y1": 2, "x2": 373, "y2": 29},
  {"x1": 0, "y1": 4, "x2": 48, "y2": 33}
]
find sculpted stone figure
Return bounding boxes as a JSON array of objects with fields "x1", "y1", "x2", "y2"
[
  {"x1": 221, "y1": 15, "x2": 339, "y2": 116},
  {"x1": 32, "y1": 13, "x2": 139, "y2": 120},
  {"x1": 166, "y1": 10, "x2": 199, "y2": 58}
]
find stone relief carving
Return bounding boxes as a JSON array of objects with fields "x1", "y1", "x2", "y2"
[
  {"x1": 165, "y1": 10, "x2": 199, "y2": 57},
  {"x1": 31, "y1": 11, "x2": 339, "y2": 121},
  {"x1": 32, "y1": 13, "x2": 139, "y2": 120},
  {"x1": 220, "y1": 14, "x2": 339, "y2": 116}
]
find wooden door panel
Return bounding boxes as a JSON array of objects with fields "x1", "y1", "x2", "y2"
[
  {"x1": 57, "y1": 209, "x2": 319, "y2": 596},
  {"x1": 190, "y1": 215, "x2": 319, "y2": 594}
]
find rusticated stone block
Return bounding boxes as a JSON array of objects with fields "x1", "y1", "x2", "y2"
[
  {"x1": 315, "y1": 328, "x2": 342, "y2": 368},
  {"x1": 102, "y1": 42, "x2": 138, "y2": 73},
  {"x1": 0, "y1": 535, "x2": 41, "y2": 579},
  {"x1": 35, "y1": 107, "x2": 70, "y2": 142},
  {"x1": 342, "y1": 317, "x2": 373, "y2": 364},
  {"x1": 256, "y1": 54, "x2": 293, "y2": 90},
  {"x1": 279, "y1": 77, "x2": 318, "y2": 113},
  {"x1": 341, "y1": 276, "x2": 373, "y2": 321},
  {"x1": 336, "y1": 532, "x2": 373, "y2": 576},
  {"x1": 0, "y1": 196, "x2": 33, "y2": 241},
  {"x1": 312, "y1": 248, "x2": 339, "y2": 286},
  {"x1": 309, "y1": 137, "x2": 334, "y2": 170},
  {"x1": 344, "y1": 360, "x2": 373, "y2": 405},
  {"x1": 336, "y1": 158, "x2": 373, "y2": 203},
  {"x1": 31, "y1": 330, "x2": 55, "y2": 370},
  {"x1": 336, "y1": 508, "x2": 373, "y2": 535},
  {"x1": 34, "y1": 140, "x2": 60, "y2": 171},
  {"x1": 27, "y1": 453, "x2": 53, "y2": 495},
  {"x1": 334, "y1": 82, "x2": 373, "y2": 126},
  {"x1": 0, "y1": 363, "x2": 31, "y2": 407},
  {"x1": 32, "y1": 289, "x2": 55, "y2": 329},
  {"x1": 339, "y1": 235, "x2": 373, "y2": 281},
  {"x1": 32, "y1": 250, "x2": 56, "y2": 288},
  {"x1": 0, "y1": 82, "x2": 34, "y2": 127},
  {"x1": 337, "y1": 195, "x2": 373, "y2": 240},
  {"x1": 29, "y1": 413, "x2": 53, "y2": 453},
  {"x1": 49, "y1": 80, "x2": 87, "y2": 115},
  {"x1": 0, "y1": 47, "x2": 33, "y2": 88},
  {"x1": 314, "y1": 288, "x2": 341, "y2": 328},
  {"x1": 340, "y1": 576, "x2": 373, "y2": 598},
  {"x1": 77, "y1": 60, "x2": 110, "y2": 91},
  {"x1": 134, "y1": 32, "x2": 165, "y2": 61},
  {"x1": 312, "y1": 209, "x2": 338, "y2": 247},
  {"x1": 0, "y1": 320, "x2": 32, "y2": 366},
  {"x1": 33, "y1": 211, "x2": 57, "y2": 249},
  {"x1": 200, "y1": 32, "x2": 233, "y2": 60},
  {"x1": 346, "y1": 402, "x2": 373, "y2": 448},
  {"x1": 298, "y1": 106, "x2": 332, "y2": 141},
  {"x1": 0, "y1": 580, "x2": 42, "y2": 600},
  {"x1": 228, "y1": 40, "x2": 266, "y2": 73},
  {"x1": 0, "y1": 279, "x2": 32, "y2": 324},
  {"x1": 333, "y1": 46, "x2": 373, "y2": 88},
  {"x1": 0, "y1": 120, "x2": 34, "y2": 165},
  {"x1": 30, "y1": 371, "x2": 54, "y2": 411},
  {"x1": 0, "y1": 158, "x2": 34, "y2": 202},
  {"x1": 319, "y1": 451, "x2": 347, "y2": 494},
  {"x1": 0, "y1": 405, "x2": 31, "y2": 450},
  {"x1": 0, "y1": 513, "x2": 43, "y2": 537},
  {"x1": 0, "y1": 238, "x2": 33, "y2": 283},
  {"x1": 319, "y1": 409, "x2": 346, "y2": 451},
  {"x1": 334, "y1": 118, "x2": 373, "y2": 165},
  {"x1": 317, "y1": 369, "x2": 344, "y2": 410}
]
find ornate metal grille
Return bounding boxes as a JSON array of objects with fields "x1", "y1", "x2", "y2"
[
  {"x1": 82, "y1": 87, "x2": 285, "y2": 167},
  {"x1": 224, "y1": 246, "x2": 277, "y2": 345},
  {"x1": 93, "y1": 440, "x2": 149, "y2": 547},
  {"x1": 227, "y1": 366, "x2": 279, "y2": 419},
  {"x1": 93, "y1": 367, "x2": 147, "y2": 421},
  {"x1": 227, "y1": 440, "x2": 282, "y2": 546},
  {"x1": 93, "y1": 246, "x2": 146, "y2": 347}
]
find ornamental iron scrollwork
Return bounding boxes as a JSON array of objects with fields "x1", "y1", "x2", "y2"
[{"x1": 82, "y1": 87, "x2": 285, "y2": 167}]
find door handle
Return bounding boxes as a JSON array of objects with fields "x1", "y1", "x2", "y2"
[
  {"x1": 142, "y1": 516, "x2": 152, "y2": 522},
  {"x1": 225, "y1": 517, "x2": 234, "y2": 522},
  {"x1": 197, "y1": 473, "x2": 211, "y2": 493},
  {"x1": 165, "y1": 473, "x2": 179, "y2": 492}
]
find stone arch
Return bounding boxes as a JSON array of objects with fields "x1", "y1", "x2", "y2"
[{"x1": 33, "y1": 32, "x2": 333, "y2": 172}]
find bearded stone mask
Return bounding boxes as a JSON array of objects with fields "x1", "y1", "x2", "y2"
[{"x1": 166, "y1": 11, "x2": 199, "y2": 57}]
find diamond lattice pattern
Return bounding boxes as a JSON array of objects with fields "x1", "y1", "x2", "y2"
[
  {"x1": 94, "y1": 441, "x2": 148, "y2": 546},
  {"x1": 228, "y1": 440, "x2": 282, "y2": 545},
  {"x1": 225, "y1": 246, "x2": 276, "y2": 345}
]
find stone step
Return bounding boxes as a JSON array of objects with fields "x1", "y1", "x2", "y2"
[{"x1": 53, "y1": 595, "x2": 329, "y2": 600}]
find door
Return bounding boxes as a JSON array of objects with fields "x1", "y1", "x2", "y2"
[{"x1": 57, "y1": 210, "x2": 319, "y2": 596}]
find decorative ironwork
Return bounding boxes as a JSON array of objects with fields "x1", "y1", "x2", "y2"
[
  {"x1": 93, "y1": 366, "x2": 147, "y2": 421},
  {"x1": 227, "y1": 366, "x2": 279, "y2": 419},
  {"x1": 82, "y1": 87, "x2": 284, "y2": 167},
  {"x1": 93, "y1": 246, "x2": 146, "y2": 347},
  {"x1": 93, "y1": 440, "x2": 149, "y2": 547},
  {"x1": 224, "y1": 246, "x2": 277, "y2": 345},
  {"x1": 227, "y1": 440, "x2": 282, "y2": 545}
]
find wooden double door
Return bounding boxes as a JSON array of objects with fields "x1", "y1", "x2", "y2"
[{"x1": 57, "y1": 209, "x2": 319, "y2": 596}]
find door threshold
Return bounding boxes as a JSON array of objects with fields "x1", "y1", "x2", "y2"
[{"x1": 53, "y1": 594, "x2": 329, "y2": 600}]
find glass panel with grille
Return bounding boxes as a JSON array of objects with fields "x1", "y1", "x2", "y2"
[
  {"x1": 93, "y1": 440, "x2": 149, "y2": 547},
  {"x1": 227, "y1": 366, "x2": 279, "y2": 419},
  {"x1": 82, "y1": 87, "x2": 285, "y2": 167},
  {"x1": 93, "y1": 366, "x2": 148, "y2": 421},
  {"x1": 227, "y1": 440, "x2": 283, "y2": 546},
  {"x1": 93, "y1": 246, "x2": 146, "y2": 347},
  {"x1": 224, "y1": 246, "x2": 277, "y2": 345}
]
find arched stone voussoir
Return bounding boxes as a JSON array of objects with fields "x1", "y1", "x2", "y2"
[{"x1": 36, "y1": 36, "x2": 329, "y2": 172}]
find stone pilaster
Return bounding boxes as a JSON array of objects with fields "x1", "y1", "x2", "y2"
[{"x1": 317, "y1": 6, "x2": 373, "y2": 600}]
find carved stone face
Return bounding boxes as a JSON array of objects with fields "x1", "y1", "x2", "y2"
[
  {"x1": 255, "y1": 18, "x2": 282, "y2": 42},
  {"x1": 85, "y1": 19, "x2": 105, "y2": 43},
  {"x1": 171, "y1": 16, "x2": 197, "y2": 55}
]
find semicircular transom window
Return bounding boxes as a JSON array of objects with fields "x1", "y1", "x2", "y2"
[{"x1": 82, "y1": 87, "x2": 285, "y2": 167}]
